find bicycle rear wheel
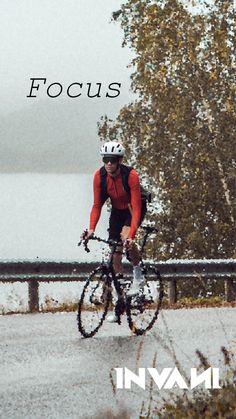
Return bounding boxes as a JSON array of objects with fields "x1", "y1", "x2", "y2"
[
  {"x1": 126, "y1": 267, "x2": 163, "y2": 335},
  {"x1": 77, "y1": 267, "x2": 112, "y2": 338}
]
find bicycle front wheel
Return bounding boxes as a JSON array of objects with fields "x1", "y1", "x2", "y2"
[
  {"x1": 77, "y1": 267, "x2": 112, "y2": 338},
  {"x1": 126, "y1": 267, "x2": 163, "y2": 336}
]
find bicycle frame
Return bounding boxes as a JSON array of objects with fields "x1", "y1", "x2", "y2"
[
  {"x1": 79, "y1": 225, "x2": 158, "y2": 296},
  {"x1": 77, "y1": 225, "x2": 162, "y2": 336},
  {"x1": 79, "y1": 225, "x2": 157, "y2": 265}
]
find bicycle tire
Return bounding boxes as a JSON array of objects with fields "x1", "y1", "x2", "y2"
[
  {"x1": 77, "y1": 267, "x2": 112, "y2": 338},
  {"x1": 126, "y1": 267, "x2": 164, "y2": 336}
]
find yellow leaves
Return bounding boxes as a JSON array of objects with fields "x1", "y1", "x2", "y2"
[
  {"x1": 160, "y1": 65, "x2": 167, "y2": 74},
  {"x1": 225, "y1": 99, "x2": 236, "y2": 117},
  {"x1": 187, "y1": 231, "x2": 202, "y2": 245},
  {"x1": 159, "y1": 66, "x2": 167, "y2": 76},
  {"x1": 196, "y1": 153, "x2": 210, "y2": 165},
  {"x1": 210, "y1": 68, "x2": 217, "y2": 81},
  {"x1": 180, "y1": 181, "x2": 188, "y2": 190},
  {"x1": 147, "y1": 3, "x2": 158, "y2": 20},
  {"x1": 214, "y1": 41, "x2": 230, "y2": 64},
  {"x1": 102, "y1": 0, "x2": 236, "y2": 257},
  {"x1": 218, "y1": 47, "x2": 230, "y2": 63},
  {"x1": 170, "y1": 112, "x2": 178, "y2": 121},
  {"x1": 155, "y1": 66, "x2": 168, "y2": 84},
  {"x1": 213, "y1": 27, "x2": 231, "y2": 64},
  {"x1": 188, "y1": 49, "x2": 196, "y2": 63}
]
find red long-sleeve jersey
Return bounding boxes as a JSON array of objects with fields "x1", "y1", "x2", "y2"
[{"x1": 89, "y1": 168, "x2": 141, "y2": 239}]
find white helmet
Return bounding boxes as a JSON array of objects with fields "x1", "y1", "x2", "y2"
[{"x1": 100, "y1": 141, "x2": 125, "y2": 157}]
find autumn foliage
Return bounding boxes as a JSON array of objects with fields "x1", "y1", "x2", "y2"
[{"x1": 98, "y1": 0, "x2": 236, "y2": 260}]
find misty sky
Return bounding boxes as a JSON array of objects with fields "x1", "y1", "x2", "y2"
[
  {"x1": 0, "y1": 0, "x2": 217, "y2": 173},
  {"x1": 0, "y1": 0, "x2": 134, "y2": 172}
]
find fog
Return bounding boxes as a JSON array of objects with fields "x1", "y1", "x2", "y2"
[
  {"x1": 0, "y1": 0, "x2": 134, "y2": 172},
  {"x1": 0, "y1": 98, "x2": 130, "y2": 173},
  {"x1": 0, "y1": 173, "x2": 109, "y2": 261}
]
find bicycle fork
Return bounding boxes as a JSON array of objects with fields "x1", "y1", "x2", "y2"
[{"x1": 113, "y1": 275, "x2": 126, "y2": 325}]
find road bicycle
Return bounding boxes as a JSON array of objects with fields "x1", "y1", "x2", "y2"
[{"x1": 77, "y1": 226, "x2": 163, "y2": 338}]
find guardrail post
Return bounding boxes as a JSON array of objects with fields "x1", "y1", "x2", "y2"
[
  {"x1": 28, "y1": 280, "x2": 39, "y2": 312},
  {"x1": 224, "y1": 278, "x2": 235, "y2": 302},
  {"x1": 168, "y1": 279, "x2": 177, "y2": 304}
]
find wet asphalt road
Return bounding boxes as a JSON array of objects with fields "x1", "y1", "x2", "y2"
[{"x1": 0, "y1": 307, "x2": 236, "y2": 418}]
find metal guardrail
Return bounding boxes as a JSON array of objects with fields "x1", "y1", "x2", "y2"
[{"x1": 0, "y1": 260, "x2": 235, "y2": 312}]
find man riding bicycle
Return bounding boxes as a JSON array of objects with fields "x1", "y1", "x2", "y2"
[{"x1": 82, "y1": 141, "x2": 146, "y2": 322}]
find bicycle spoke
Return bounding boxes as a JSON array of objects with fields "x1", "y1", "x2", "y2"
[
  {"x1": 77, "y1": 268, "x2": 112, "y2": 338},
  {"x1": 126, "y1": 268, "x2": 163, "y2": 335},
  {"x1": 78, "y1": 228, "x2": 161, "y2": 337}
]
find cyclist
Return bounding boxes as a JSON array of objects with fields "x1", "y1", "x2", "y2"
[{"x1": 81, "y1": 141, "x2": 146, "y2": 322}]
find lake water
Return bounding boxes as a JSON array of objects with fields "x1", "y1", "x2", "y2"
[
  {"x1": 0, "y1": 173, "x2": 111, "y2": 312},
  {"x1": 0, "y1": 173, "x2": 109, "y2": 262}
]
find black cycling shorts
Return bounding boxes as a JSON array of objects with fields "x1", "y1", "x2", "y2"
[{"x1": 108, "y1": 202, "x2": 147, "y2": 241}]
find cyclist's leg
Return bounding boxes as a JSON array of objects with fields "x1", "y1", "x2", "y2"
[
  {"x1": 122, "y1": 205, "x2": 147, "y2": 296},
  {"x1": 112, "y1": 216, "x2": 142, "y2": 272},
  {"x1": 121, "y1": 199, "x2": 147, "y2": 264},
  {"x1": 108, "y1": 208, "x2": 125, "y2": 274},
  {"x1": 112, "y1": 245, "x2": 123, "y2": 274},
  {"x1": 107, "y1": 209, "x2": 127, "y2": 323},
  {"x1": 120, "y1": 225, "x2": 140, "y2": 265},
  {"x1": 107, "y1": 244, "x2": 125, "y2": 323}
]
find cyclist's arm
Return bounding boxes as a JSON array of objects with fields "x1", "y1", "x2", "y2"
[
  {"x1": 89, "y1": 170, "x2": 103, "y2": 232},
  {"x1": 128, "y1": 170, "x2": 141, "y2": 240}
]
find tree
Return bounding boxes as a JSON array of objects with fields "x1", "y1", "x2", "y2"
[{"x1": 98, "y1": 0, "x2": 236, "y2": 259}]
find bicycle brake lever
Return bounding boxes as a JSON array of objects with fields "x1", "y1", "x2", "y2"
[
  {"x1": 78, "y1": 229, "x2": 90, "y2": 249},
  {"x1": 83, "y1": 239, "x2": 90, "y2": 253},
  {"x1": 78, "y1": 236, "x2": 90, "y2": 253}
]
